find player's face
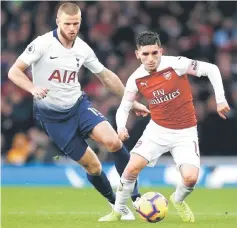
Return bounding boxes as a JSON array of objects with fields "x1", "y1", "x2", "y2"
[
  {"x1": 57, "y1": 12, "x2": 81, "y2": 42},
  {"x1": 135, "y1": 44, "x2": 163, "y2": 72}
]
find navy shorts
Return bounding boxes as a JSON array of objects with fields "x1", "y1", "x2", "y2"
[{"x1": 39, "y1": 94, "x2": 106, "y2": 161}]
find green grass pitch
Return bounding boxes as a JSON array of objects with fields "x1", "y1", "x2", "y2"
[{"x1": 2, "y1": 187, "x2": 237, "y2": 228}]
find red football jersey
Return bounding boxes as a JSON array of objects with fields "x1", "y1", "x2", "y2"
[{"x1": 135, "y1": 66, "x2": 197, "y2": 129}]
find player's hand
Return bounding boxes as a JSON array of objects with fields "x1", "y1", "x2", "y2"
[
  {"x1": 132, "y1": 101, "x2": 150, "y2": 117},
  {"x1": 30, "y1": 86, "x2": 49, "y2": 100},
  {"x1": 117, "y1": 127, "x2": 130, "y2": 141},
  {"x1": 217, "y1": 101, "x2": 230, "y2": 119}
]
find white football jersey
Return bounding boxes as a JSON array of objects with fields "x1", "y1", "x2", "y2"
[
  {"x1": 19, "y1": 30, "x2": 104, "y2": 112},
  {"x1": 125, "y1": 56, "x2": 191, "y2": 93}
]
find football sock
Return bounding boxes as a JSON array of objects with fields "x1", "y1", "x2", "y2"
[
  {"x1": 174, "y1": 182, "x2": 194, "y2": 203},
  {"x1": 115, "y1": 175, "x2": 136, "y2": 212},
  {"x1": 87, "y1": 171, "x2": 115, "y2": 204},
  {"x1": 112, "y1": 145, "x2": 141, "y2": 201}
]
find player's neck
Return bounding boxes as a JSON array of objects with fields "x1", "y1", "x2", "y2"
[{"x1": 56, "y1": 29, "x2": 74, "y2": 49}]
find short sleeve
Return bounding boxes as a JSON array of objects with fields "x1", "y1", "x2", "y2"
[
  {"x1": 125, "y1": 76, "x2": 138, "y2": 93},
  {"x1": 18, "y1": 37, "x2": 44, "y2": 66},
  {"x1": 172, "y1": 56, "x2": 191, "y2": 76},
  {"x1": 83, "y1": 45, "x2": 104, "y2": 73}
]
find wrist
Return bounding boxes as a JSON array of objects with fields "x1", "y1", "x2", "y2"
[
  {"x1": 216, "y1": 95, "x2": 226, "y2": 104},
  {"x1": 117, "y1": 126, "x2": 126, "y2": 132}
]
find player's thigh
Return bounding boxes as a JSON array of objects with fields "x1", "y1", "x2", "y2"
[
  {"x1": 123, "y1": 153, "x2": 148, "y2": 179},
  {"x1": 89, "y1": 121, "x2": 122, "y2": 152},
  {"x1": 170, "y1": 140, "x2": 200, "y2": 171},
  {"x1": 131, "y1": 137, "x2": 168, "y2": 167},
  {"x1": 77, "y1": 146, "x2": 102, "y2": 176}
]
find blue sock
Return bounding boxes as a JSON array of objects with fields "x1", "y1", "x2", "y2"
[
  {"x1": 87, "y1": 171, "x2": 115, "y2": 204},
  {"x1": 112, "y1": 145, "x2": 141, "y2": 201}
]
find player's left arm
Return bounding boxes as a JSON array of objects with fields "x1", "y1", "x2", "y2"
[
  {"x1": 95, "y1": 68, "x2": 150, "y2": 116},
  {"x1": 186, "y1": 59, "x2": 230, "y2": 119},
  {"x1": 95, "y1": 67, "x2": 125, "y2": 98}
]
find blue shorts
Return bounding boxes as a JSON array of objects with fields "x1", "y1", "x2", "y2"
[{"x1": 38, "y1": 94, "x2": 107, "y2": 161}]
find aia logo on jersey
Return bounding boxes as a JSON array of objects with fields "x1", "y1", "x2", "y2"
[
  {"x1": 140, "y1": 81, "x2": 148, "y2": 87},
  {"x1": 48, "y1": 70, "x2": 77, "y2": 83},
  {"x1": 163, "y1": 71, "x2": 172, "y2": 80}
]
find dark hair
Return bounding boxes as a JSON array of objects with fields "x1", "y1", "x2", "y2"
[{"x1": 136, "y1": 31, "x2": 161, "y2": 48}]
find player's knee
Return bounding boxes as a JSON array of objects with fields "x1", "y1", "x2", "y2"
[
  {"x1": 105, "y1": 137, "x2": 122, "y2": 152},
  {"x1": 183, "y1": 174, "x2": 198, "y2": 187},
  {"x1": 87, "y1": 162, "x2": 102, "y2": 176},
  {"x1": 123, "y1": 165, "x2": 139, "y2": 181}
]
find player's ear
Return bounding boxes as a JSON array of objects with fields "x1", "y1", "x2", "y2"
[
  {"x1": 135, "y1": 50, "x2": 140, "y2": 59},
  {"x1": 56, "y1": 17, "x2": 59, "y2": 26},
  {"x1": 160, "y1": 47, "x2": 163, "y2": 55}
]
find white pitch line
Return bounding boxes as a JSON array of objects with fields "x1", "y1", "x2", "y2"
[{"x1": 7, "y1": 211, "x2": 237, "y2": 216}]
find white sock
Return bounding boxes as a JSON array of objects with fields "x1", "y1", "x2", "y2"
[
  {"x1": 175, "y1": 182, "x2": 194, "y2": 203},
  {"x1": 114, "y1": 175, "x2": 136, "y2": 212}
]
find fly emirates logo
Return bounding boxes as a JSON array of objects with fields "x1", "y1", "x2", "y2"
[{"x1": 148, "y1": 89, "x2": 180, "y2": 105}]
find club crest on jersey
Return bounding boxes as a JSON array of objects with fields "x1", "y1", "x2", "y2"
[
  {"x1": 163, "y1": 71, "x2": 172, "y2": 80},
  {"x1": 140, "y1": 81, "x2": 148, "y2": 87},
  {"x1": 76, "y1": 56, "x2": 80, "y2": 67}
]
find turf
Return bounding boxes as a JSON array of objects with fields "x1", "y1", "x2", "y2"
[{"x1": 2, "y1": 187, "x2": 237, "y2": 228}]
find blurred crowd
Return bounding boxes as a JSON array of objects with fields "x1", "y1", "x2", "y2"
[{"x1": 1, "y1": 1, "x2": 237, "y2": 165}]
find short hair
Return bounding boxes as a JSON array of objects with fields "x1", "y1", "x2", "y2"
[
  {"x1": 136, "y1": 31, "x2": 161, "y2": 48},
  {"x1": 57, "y1": 2, "x2": 81, "y2": 16}
]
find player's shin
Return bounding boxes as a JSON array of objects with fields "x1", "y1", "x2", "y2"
[
  {"x1": 174, "y1": 182, "x2": 195, "y2": 203},
  {"x1": 112, "y1": 145, "x2": 141, "y2": 201},
  {"x1": 114, "y1": 175, "x2": 136, "y2": 212},
  {"x1": 87, "y1": 171, "x2": 115, "y2": 204}
]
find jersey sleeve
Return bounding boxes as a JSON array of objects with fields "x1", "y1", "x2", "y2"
[
  {"x1": 125, "y1": 75, "x2": 138, "y2": 93},
  {"x1": 18, "y1": 36, "x2": 44, "y2": 66},
  {"x1": 172, "y1": 56, "x2": 191, "y2": 76},
  {"x1": 83, "y1": 45, "x2": 104, "y2": 74}
]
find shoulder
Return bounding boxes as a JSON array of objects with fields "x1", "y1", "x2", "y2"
[
  {"x1": 28, "y1": 31, "x2": 53, "y2": 52},
  {"x1": 160, "y1": 55, "x2": 190, "y2": 70},
  {"x1": 35, "y1": 31, "x2": 54, "y2": 44},
  {"x1": 129, "y1": 65, "x2": 149, "y2": 81},
  {"x1": 75, "y1": 36, "x2": 94, "y2": 54}
]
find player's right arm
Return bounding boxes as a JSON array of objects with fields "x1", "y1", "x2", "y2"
[
  {"x1": 115, "y1": 72, "x2": 149, "y2": 141},
  {"x1": 8, "y1": 38, "x2": 48, "y2": 99},
  {"x1": 116, "y1": 90, "x2": 137, "y2": 141}
]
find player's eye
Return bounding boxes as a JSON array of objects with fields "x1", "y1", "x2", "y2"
[
  {"x1": 73, "y1": 23, "x2": 79, "y2": 25},
  {"x1": 142, "y1": 53, "x2": 149, "y2": 56},
  {"x1": 152, "y1": 51, "x2": 158, "y2": 55}
]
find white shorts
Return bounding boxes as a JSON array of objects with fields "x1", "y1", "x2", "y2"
[{"x1": 131, "y1": 120, "x2": 200, "y2": 168}]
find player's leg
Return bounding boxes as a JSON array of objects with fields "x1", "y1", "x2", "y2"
[
  {"x1": 98, "y1": 137, "x2": 167, "y2": 222},
  {"x1": 170, "y1": 139, "x2": 200, "y2": 222},
  {"x1": 89, "y1": 120, "x2": 141, "y2": 202},
  {"x1": 71, "y1": 144, "x2": 116, "y2": 205},
  {"x1": 40, "y1": 119, "x2": 116, "y2": 205},
  {"x1": 98, "y1": 153, "x2": 148, "y2": 222}
]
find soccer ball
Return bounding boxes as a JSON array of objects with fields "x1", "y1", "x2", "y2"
[{"x1": 135, "y1": 192, "x2": 168, "y2": 223}]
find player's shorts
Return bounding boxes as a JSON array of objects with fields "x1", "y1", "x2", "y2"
[
  {"x1": 131, "y1": 120, "x2": 200, "y2": 169},
  {"x1": 39, "y1": 93, "x2": 106, "y2": 161}
]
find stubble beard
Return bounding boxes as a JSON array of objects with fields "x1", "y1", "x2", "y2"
[{"x1": 60, "y1": 28, "x2": 78, "y2": 42}]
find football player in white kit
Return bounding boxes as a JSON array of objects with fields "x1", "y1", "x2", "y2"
[
  {"x1": 8, "y1": 2, "x2": 150, "y2": 221},
  {"x1": 99, "y1": 31, "x2": 230, "y2": 222}
]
